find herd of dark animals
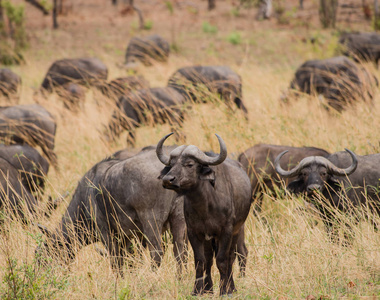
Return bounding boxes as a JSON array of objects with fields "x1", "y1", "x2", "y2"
[{"x1": 0, "y1": 31, "x2": 379, "y2": 296}]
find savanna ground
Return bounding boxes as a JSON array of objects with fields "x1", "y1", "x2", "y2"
[{"x1": 0, "y1": 0, "x2": 379, "y2": 298}]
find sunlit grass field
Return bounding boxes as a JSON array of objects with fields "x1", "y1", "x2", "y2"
[{"x1": 0, "y1": 0, "x2": 379, "y2": 298}]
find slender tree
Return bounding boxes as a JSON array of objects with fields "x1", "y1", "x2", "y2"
[
  {"x1": 319, "y1": 0, "x2": 338, "y2": 28},
  {"x1": 375, "y1": 0, "x2": 380, "y2": 30}
]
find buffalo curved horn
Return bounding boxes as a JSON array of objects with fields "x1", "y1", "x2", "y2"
[
  {"x1": 327, "y1": 148, "x2": 358, "y2": 176},
  {"x1": 275, "y1": 149, "x2": 358, "y2": 178},
  {"x1": 156, "y1": 132, "x2": 174, "y2": 165},
  {"x1": 274, "y1": 150, "x2": 300, "y2": 178},
  {"x1": 191, "y1": 134, "x2": 228, "y2": 166}
]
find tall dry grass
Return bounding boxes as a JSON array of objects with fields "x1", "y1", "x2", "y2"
[{"x1": 0, "y1": 1, "x2": 379, "y2": 298}]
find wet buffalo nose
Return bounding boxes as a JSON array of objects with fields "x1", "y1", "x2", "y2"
[
  {"x1": 307, "y1": 184, "x2": 321, "y2": 193},
  {"x1": 163, "y1": 175, "x2": 176, "y2": 184}
]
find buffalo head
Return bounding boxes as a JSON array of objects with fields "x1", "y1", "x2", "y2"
[
  {"x1": 156, "y1": 133, "x2": 227, "y2": 193},
  {"x1": 274, "y1": 149, "x2": 358, "y2": 196}
]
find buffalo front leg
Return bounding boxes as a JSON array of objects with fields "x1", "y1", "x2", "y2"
[
  {"x1": 187, "y1": 230, "x2": 207, "y2": 295},
  {"x1": 216, "y1": 229, "x2": 236, "y2": 296},
  {"x1": 203, "y1": 240, "x2": 214, "y2": 293}
]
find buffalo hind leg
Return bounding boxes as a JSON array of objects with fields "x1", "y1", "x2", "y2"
[
  {"x1": 168, "y1": 198, "x2": 187, "y2": 275},
  {"x1": 139, "y1": 212, "x2": 164, "y2": 268},
  {"x1": 236, "y1": 226, "x2": 248, "y2": 277},
  {"x1": 101, "y1": 229, "x2": 126, "y2": 275}
]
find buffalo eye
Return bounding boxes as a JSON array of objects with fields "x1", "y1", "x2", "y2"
[{"x1": 185, "y1": 163, "x2": 194, "y2": 168}]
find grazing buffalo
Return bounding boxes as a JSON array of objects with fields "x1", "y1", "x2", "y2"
[
  {"x1": 57, "y1": 83, "x2": 86, "y2": 111},
  {"x1": 0, "y1": 157, "x2": 38, "y2": 222},
  {"x1": 288, "y1": 56, "x2": 377, "y2": 112},
  {"x1": 168, "y1": 65, "x2": 248, "y2": 119},
  {"x1": 100, "y1": 76, "x2": 150, "y2": 99},
  {"x1": 238, "y1": 144, "x2": 329, "y2": 212},
  {"x1": 41, "y1": 58, "x2": 108, "y2": 92},
  {"x1": 275, "y1": 149, "x2": 380, "y2": 233},
  {"x1": 157, "y1": 133, "x2": 251, "y2": 296},
  {"x1": 0, "y1": 104, "x2": 58, "y2": 168},
  {"x1": 0, "y1": 69, "x2": 21, "y2": 103},
  {"x1": 0, "y1": 144, "x2": 49, "y2": 194},
  {"x1": 339, "y1": 32, "x2": 380, "y2": 66},
  {"x1": 125, "y1": 35, "x2": 170, "y2": 66},
  {"x1": 105, "y1": 87, "x2": 187, "y2": 145},
  {"x1": 37, "y1": 147, "x2": 186, "y2": 273}
]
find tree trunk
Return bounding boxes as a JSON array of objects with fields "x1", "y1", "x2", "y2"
[
  {"x1": 0, "y1": 0, "x2": 3, "y2": 24},
  {"x1": 319, "y1": 0, "x2": 338, "y2": 28},
  {"x1": 299, "y1": 0, "x2": 304, "y2": 9},
  {"x1": 53, "y1": 0, "x2": 59, "y2": 29},
  {"x1": 256, "y1": 0, "x2": 272, "y2": 20},
  {"x1": 25, "y1": 0, "x2": 49, "y2": 15},
  {"x1": 208, "y1": 0, "x2": 216, "y2": 10},
  {"x1": 127, "y1": 0, "x2": 144, "y2": 29},
  {"x1": 375, "y1": 0, "x2": 380, "y2": 30}
]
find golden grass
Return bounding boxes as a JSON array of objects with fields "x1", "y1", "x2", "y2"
[{"x1": 0, "y1": 0, "x2": 379, "y2": 298}]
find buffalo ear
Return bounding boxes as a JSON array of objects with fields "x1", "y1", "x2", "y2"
[
  {"x1": 287, "y1": 179, "x2": 304, "y2": 194},
  {"x1": 158, "y1": 166, "x2": 171, "y2": 179},
  {"x1": 199, "y1": 166, "x2": 215, "y2": 187}
]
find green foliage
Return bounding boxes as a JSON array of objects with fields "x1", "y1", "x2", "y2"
[
  {"x1": 373, "y1": 16, "x2": 380, "y2": 31},
  {"x1": 143, "y1": 19, "x2": 153, "y2": 30},
  {"x1": 0, "y1": 0, "x2": 28, "y2": 65},
  {"x1": 227, "y1": 31, "x2": 242, "y2": 45},
  {"x1": 118, "y1": 286, "x2": 132, "y2": 300},
  {"x1": 230, "y1": 7, "x2": 240, "y2": 17},
  {"x1": 239, "y1": 0, "x2": 259, "y2": 9},
  {"x1": 39, "y1": 0, "x2": 52, "y2": 11},
  {"x1": 0, "y1": 256, "x2": 68, "y2": 299},
  {"x1": 164, "y1": 1, "x2": 174, "y2": 15},
  {"x1": 170, "y1": 42, "x2": 180, "y2": 53},
  {"x1": 0, "y1": 43, "x2": 24, "y2": 65},
  {"x1": 202, "y1": 21, "x2": 218, "y2": 34}
]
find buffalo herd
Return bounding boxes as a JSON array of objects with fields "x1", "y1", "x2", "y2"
[{"x1": 0, "y1": 31, "x2": 380, "y2": 296}]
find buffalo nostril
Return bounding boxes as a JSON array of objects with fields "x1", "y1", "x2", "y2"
[
  {"x1": 163, "y1": 175, "x2": 175, "y2": 184},
  {"x1": 307, "y1": 184, "x2": 321, "y2": 192}
]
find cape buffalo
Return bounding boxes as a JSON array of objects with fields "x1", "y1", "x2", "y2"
[
  {"x1": 0, "y1": 144, "x2": 49, "y2": 195},
  {"x1": 0, "y1": 104, "x2": 58, "y2": 168},
  {"x1": 167, "y1": 65, "x2": 248, "y2": 119},
  {"x1": 157, "y1": 133, "x2": 251, "y2": 296},
  {"x1": 0, "y1": 68, "x2": 21, "y2": 103},
  {"x1": 288, "y1": 56, "x2": 377, "y2": 112},
  {"x1": 238, "y1": 144, "x2": 329, "y2": 212},
  {"x1": 339, "y1": 32, "x2": 380, "y2": 66},
  {"x1": 0, "y1": 157, "x2": 37, "y2": 222},
  {"x1": 37, "y1": 147, "x2": 186, "y2": 273},
  {"x1": 100, "y1": 76, "x2": 150, "y2": 99},
  {"x1": 125, "y1": 35, "x2": 170, "y2": 66},
  {"x1": 41, "y1": 57, "x2": 108, "y2": 92},
  {"x1": 274, "y1": 149, "x2": 380, "y2": 234},
  {"x1": 105, "y1": 87, "x2": 187, "y2": 145},
  {"x1": 56, "y1": 83, "x2": 86, "y2": 112}
]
